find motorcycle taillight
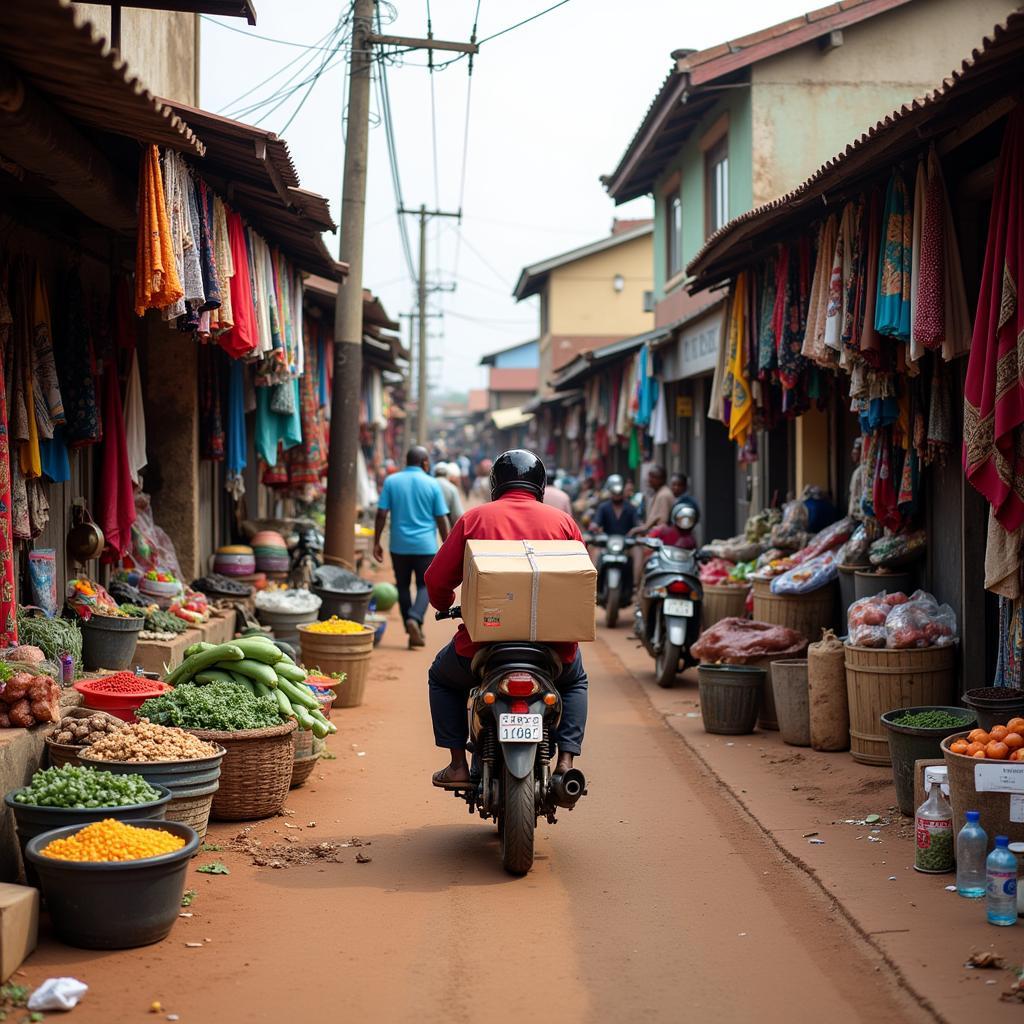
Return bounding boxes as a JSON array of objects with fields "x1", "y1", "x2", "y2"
[
  {"x1": 498, "y1": 672, "x2": 539, "y2": 697},
  {"x1": 509, "y1": 700, "x2": 531, "y2": 715},
  {"x1": 667, "y1": 580, "x2": 690, "y2": 596}
]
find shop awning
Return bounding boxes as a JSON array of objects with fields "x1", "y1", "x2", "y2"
[
  {"x1": 0, "y1": 0, "x2": 203, "y2": 156},
  {"x1": 93, "y1": 2, "x2": 257, "y2": 23},
  {"x1": 522, "y1": 389, "x2": 583, "y2": 414},
  {"x1": 165, "y1": 102, "x2": 345, "y2": 279},
  {"x1": 552, "y1": 326, "x2": 670, "y2": 390},
  {"x1": 686, "y1": 10, "x2": 1024, "y2": 290},
  {"x1": 490, "y1": 406, "x2": 534, "y2": 430}
]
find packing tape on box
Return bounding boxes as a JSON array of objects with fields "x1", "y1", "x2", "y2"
[{"x1": 481, "y1": 541, "x2": 581, "y2": 641}]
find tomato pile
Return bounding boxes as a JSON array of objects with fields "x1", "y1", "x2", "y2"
[{"x1": 949, "y1": 719, "x2": 1024, "y2": 760}]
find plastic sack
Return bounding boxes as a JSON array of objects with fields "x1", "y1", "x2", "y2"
[
  {"x1": 770, "y1": 552, "x2": 838, "y2": 595},
  {"x1": 28, "y1": 978, "x2": 88, "y2": 1011},
  {"x1": 837, "y1": 524, "x2": 871, "y2": 566},
  {"x1": 0, "y1": 649, "x2": 61, "y2": 681},
  {"x1": 130, "y1": 491, "x2": 183, "y2": 580},
  {"x1": 847, "y1": 592, "x2": 893, "y2": 628},
  {"x1": 691, "y1": 617, "x2": 808, "y2": 663},
  {"x1": 28, "y1": 550, "x2": 58, "y2": 618},
  {"x1": 849, "y1": 623, "x2": 887, "y2": 648},
  {"x1": 869, "y1": 528, "x2": 927, "y2": 567},
  {"x1": 803, "y1": 517, "x2": 855, "y2": 559},
  {"x1": 698, "y1": 557, "x2": 734, "y2": 585},
  {"x1": 702, "y1": 535, "x2": 762, "y2": 563},
  {"x1": 884, "y1": 595, "x2": 956, "y2": 649},
  {"x1": 770, "y1": 499, "x2": 810, "y2": 551},
  {"x1": 729, "y1": 560, "x2": 756, "y2": 582}
]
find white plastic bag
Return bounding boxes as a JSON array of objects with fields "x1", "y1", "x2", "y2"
[{"x1": 28, "y1": 977, "x2": 88, "y2": 1011}]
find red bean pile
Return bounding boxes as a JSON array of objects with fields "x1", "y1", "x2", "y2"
[{"x1": 86, "y1": 673, "x2": 161, "y2": 695}]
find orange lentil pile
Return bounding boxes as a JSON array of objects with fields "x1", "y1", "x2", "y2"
[{"x1": 41, "y1": 818, "x2": 185, "y2": 862}]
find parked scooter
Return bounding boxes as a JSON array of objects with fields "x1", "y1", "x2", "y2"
[
  {"x1": 433, "y1": 605, "x2": 587, "y2": 876},
  {"x1": 289, "y1": 520, "x2": 324, "y2": 588},
  {"x1": 586, "y1": 533, "x2": 636, "y2": 628},
  {"x1": 633, "y1": 503, "x2": 704, "y2": 688}
]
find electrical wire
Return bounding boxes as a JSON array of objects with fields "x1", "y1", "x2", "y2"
[
  {"x1": 278, "y1": 25, "x2": 349, "y2": 133},
  {"x1": 444, "y1": 221, "x2": 511, "y2": 289},
  {"x1": 200, "y1": 15, "x2": 346, "y2": 51},
  {"x1": 450, "y1": 0, "x2": 480, "y2": 283},
  {"x1": 477, "y1": 0, "x2": 572, "y2": 45}
]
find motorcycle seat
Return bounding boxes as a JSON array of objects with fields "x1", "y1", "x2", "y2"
[{"x1": 471, "y1": 643, "x2": 562, "y2": 680}]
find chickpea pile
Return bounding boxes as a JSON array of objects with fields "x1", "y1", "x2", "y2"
[{"x1": 83, "y1": 721, "x2": 218, "y2": 762}]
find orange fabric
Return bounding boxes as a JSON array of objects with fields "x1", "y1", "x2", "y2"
[{"x1": 134, "y1": 145, "x2": 183, "y2": 315}]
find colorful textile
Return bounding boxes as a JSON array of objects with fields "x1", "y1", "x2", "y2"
[
  {"x1": 803, "y1": 216, "x2": 836, "y2": 364},
  {"x1": 134, "y1": 145, "x2": 183, "y2": 315},
  {"x1": 875, "y1": 170, "x2": 913, "y2": 340},
  {"x1": 210, "y1": 194, "x2": 234, "y2": 334},
  {"x1": 219, "y1": 210, "x2": 258, "y2": 358},
  {"x1": 56, "y1": 270, "x2": 100, "y2": 447},
  {"x1": 0, "y1": 277, "x2": 16, "y2": 644},
  {"x1": 725, "y1": 274, "x2": 752, "y2": 448},
  {"x1": 124, "y1": 348, "x2": 147, "y2": 486},
  {"x1": 196, "y1": 179, "x2": 221, "y2": 313},
  {"x1": 776, "y1": 239, "x2": 810, "y2": 391},
  {"x1": 31, "y1": 271, "x2": 63, "y2": 439},
  {"x1": 963, "y1": 108, "x2": 1024, "y2": 532},
  {"x1": 199, "y1": 344, "x2": 225, "y2": 461},
  {"x1": 97, "y1": 353, "x2": 136, "y2": 557},
  {"x1": 225, "y1": 357, "x2": 247, "y2": 500},
  {"x1": 757, "y1": 256, "x2": 778, "y2": 374}
]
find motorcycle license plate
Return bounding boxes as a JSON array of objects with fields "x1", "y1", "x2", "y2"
[
  {"x1": 499, "y1": 713, "x2": 543, "y2": 743},
  {"x1": 663, "y1": 598, "x2": 694, "y2": 617}
]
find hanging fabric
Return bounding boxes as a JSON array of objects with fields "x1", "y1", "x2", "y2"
[
  {"x1": 963, "y1": 106, "x2": 1024, "y2": 532},
  {"x1": 56, "y1": 269, "x2": 101, "y2": 447},
  {"x1": 210, "y1": 194, "x2": 234, "y2": 334},
  {"x1": 725, "y1": 273, "x2": 752, "y2": 448},
  {"x1": 803, "y1": 216, "x2": 836, "y2": 365},
  {"x1": 219, "y1": 210, "x2": 258, "y2": 358},
  {"x1": 0, "y1": 274, "x2": 16, "y2": 644},
  {"x1": 97, "y1": 350, "x2": 136, "y2": 557},
  {"x1": 134, "y1": 145, "x2": 183, "y2": 315},
  {"x1": 124, "y1": 347, "x2": 147, "y2": 486},
  {"x1": 874, "y1": 170, "x2": 913, "y2": 340},
  {"x1": 225, "y1": 357, "x2": 247, "y2": 500}
]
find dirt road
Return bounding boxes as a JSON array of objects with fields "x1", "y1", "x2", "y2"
[{"x1": 27, "y1": 614, "x2": 934, "y2": 1023}]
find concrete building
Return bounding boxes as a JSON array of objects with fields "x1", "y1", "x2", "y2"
[
  {"x1": 603, "y1": 0, "x2": 1017, "y2": 534},
  {"x1": 513, "y1": 220, "x2": 654, "y2": 395}
]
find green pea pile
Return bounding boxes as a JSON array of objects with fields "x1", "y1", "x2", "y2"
[
  {"x1": 13, "y1": 765, "x2": 160, "y2": 809},
  {"x1": 915, "y1": 826, "x2": 954, "y2": 873},
  {"x1": 892, "y1": 710, "x2": 971, "y2": 730}
]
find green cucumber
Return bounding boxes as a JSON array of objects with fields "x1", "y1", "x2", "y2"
[
  {"x1": 231, "y1": 638, "x2": 284, "y2": 664},
  {"x1": 251, "y1": 680, "x2": 272, "y2": 699},
  {"x1": 166, "y1": 643, "x2": 244, "y2": 686},
  {"x1": 229, "y1": 673, "x2": 257, "y2": 695},
  {"x1": 194, "y1": 669, "x2": 237, "y2": 685},
  {"x1": 274, "y1": 661, "x2": 306, "y2": 683},
  {"x1": 273, "y1": 687, "x2": 293, "y2": 717},
  {"x1": 277, "y1": 677, "x2": 318, "y2": 710},
  {"x1": 220, "y1": 658, "x2": 278, "y2": 688},
  {"x1": 184, "y1": 641, "x2": 216, "y2": 659}
]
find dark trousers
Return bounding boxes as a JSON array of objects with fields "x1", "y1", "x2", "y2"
[
  {"x1": 427, "y1": 639, "x2": 589, "y2": 755},
  {"x1": 391, "y1": 553, "x2": 433, "y2": 625}
]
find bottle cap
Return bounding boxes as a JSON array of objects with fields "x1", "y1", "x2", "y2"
[
  {"x1": 995, "y1": 835, "x2": 1009, "y2": 847},
  {"x1": 924, "y1": 766, "x2": 948, "y2": 788},
  {"x1": 966, "y1": 810, "x2": 980, "y2": 823}
]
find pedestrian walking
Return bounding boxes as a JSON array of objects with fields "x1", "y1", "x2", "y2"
[
  {"x1": 373, "y1": 446, "x2": 450, "y2": 649},
  {"x1": 542, "y1": 471, "x2": 573, "y2": 515},
  {"x1": 433, "y1": 461, "x2": 464, "y2": 526}
]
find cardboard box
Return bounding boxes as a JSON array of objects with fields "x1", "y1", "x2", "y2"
[
  {"x1": 461, "y1": 540, "x2": 597, "y2": 643},
  {"x1": 132, "y1": 632, "x2": 192, "y2": 676},
  {"x1": 0, "y1": 884, "x2": 37, "y2": 981}
]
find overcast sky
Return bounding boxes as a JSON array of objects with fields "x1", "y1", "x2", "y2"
[{"x1": 200, "y1": 0, "x2": 815, "y2": 394}]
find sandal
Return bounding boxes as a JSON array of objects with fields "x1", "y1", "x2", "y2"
[{"x1": 432, "y1": 765, "x2": 472, "y2": 790}]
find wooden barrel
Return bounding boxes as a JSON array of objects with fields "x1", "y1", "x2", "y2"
[
  {"x1": 701, "y1": 583, "x2": 749, "y2": 629},
  {"x1": 298, "y1": 625, "x2": 375, "y2": 708},
  {"x1": 844, "y1": 644, "x2": 955, "y2": 766},
  {"x1": 752, "y1": 578, "x2": 836, "y2": 642}
]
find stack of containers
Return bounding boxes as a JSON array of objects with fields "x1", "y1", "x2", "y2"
[
  {"x1": 252, "y1": 531, "x2": 290, "y2": 575},
  {"x1": 213, "y1": 545, "x2": 256, "y2": 577}
]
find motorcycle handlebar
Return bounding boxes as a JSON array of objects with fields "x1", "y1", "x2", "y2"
[{"x1": 435, "y1": 605, "x2": 462, "y2": 621}]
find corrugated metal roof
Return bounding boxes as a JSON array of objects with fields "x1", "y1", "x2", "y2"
[
  {"x1": 166, "y1": 102, "x2": 343, "y2": 279},
  {"x1": 552, "y1": 325, "x2": 670, "y2": 390},
  {"x1": 603, "y1": 0, "x2": 914, "y2": 203},
  {"x1": 686, "y1": 9, "x2": 1024, "y2": 288},
  {"x1": 109, "y1": 2, "x2": 257, "y2": 24},
  {"x1": 0, "y1": 0, "x2": 203, "y2": 155}
]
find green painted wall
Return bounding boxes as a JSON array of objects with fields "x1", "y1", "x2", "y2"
[{"x1": 652, "y1": 86, "x2": 753, "y2": 301}]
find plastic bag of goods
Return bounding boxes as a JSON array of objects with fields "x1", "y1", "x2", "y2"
[
  {"x1": 770, "y1": 499, "x2": 810, "y2": 551},
  {"x1": 699, "y1": 558, "x2": 734, "y2": 585},
  {"x1": 803, "y1": 517, "x2": 855, "y2": 560},
  {"x1": 691, "y1": 618, "x2": 808, "y2": 663},
  {"x1": 254, "y1": 589, "x2": 322, "y2": 614},
  {"x1": 847, "y1": 592, "x2": 893, "y2": 628},
  {"x1": 729, "y1": 560, "x2": 756, "y2": 583},
  {"x1": 770, "y1": 552, "x2": 838, "y2": 595},
  {"x1": 837, "y1": 524, "x2": 871, "y2": 566},
  {"x1": 702, "y1": 536, "x2": 761, "y2": 563},
  {"x1": 869, "y1": 528, "x2": 926, "y2": 567},
  {"x1": 885, "y1": 593, "x2": 956, "y2": 649}
]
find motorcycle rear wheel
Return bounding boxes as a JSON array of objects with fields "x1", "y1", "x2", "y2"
[
  {"x1": 500, "y1": 766, "x2": 535, "y2": 876},
  {"x1": 654, "y1": 642, "x2": 682, "y2": 689},
  {"x1": 605, "y1": 587, "x2": 620, "y2": 628}
]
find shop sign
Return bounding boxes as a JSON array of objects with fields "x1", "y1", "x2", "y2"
[
  {"x1": 676, "y1": 396, "x2": 693, "y2": 418},
  {"x1": 678, "y1": 317, "x2": 720, "y2": 378},
  {"x1": 974, "y1": 762, "x2": 1024, "y2": 793}
]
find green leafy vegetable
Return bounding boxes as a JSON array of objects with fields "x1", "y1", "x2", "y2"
[
  {"x1": 14, "y1": 765, "x2": 159, "y2": 809},
  {"x1": 139, "y1": 682, "x2": 281, "y2": 731},
  {"x1": 197, "y1": 861, "x2": 229, "y2": 875},
  {"x1": 16, "y1": 610, "x2": 82, "y2": 673},
  {"x1": 181, "y1": 889, "x2": 197, "y2": 907}
]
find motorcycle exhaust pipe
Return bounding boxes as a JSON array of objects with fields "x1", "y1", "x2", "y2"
[{"x1": 550, "y1": 768, "x2": 587, "y2": 808}]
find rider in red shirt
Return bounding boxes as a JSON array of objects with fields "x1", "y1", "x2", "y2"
[{"x1": 425, "y1": 450, "x2": 590, "y2": 789}]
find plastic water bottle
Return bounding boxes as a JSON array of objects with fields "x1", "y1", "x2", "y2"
[
  {"x1": 957, "y1": 811, "x2": 988, "y2": 898},
  {"x1": 986, "y1": 836, "x2": 1018, "y2": 926}
]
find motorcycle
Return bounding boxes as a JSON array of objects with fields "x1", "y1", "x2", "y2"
[
  {"x1": 289, "y1": 520, "x2": 324, "y2": 589},
  {"x1": 586, "y1": 533, "x2": 635, "y2": 628},
  {"x1": 434, "y1": 605, "x2": 587, "y2": 876},
  {"x1": 633, "y1": 535, "x2": 704, "y2": 689}
]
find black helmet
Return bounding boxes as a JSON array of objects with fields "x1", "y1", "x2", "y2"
[{"x1": 490, "y1": 449, "x2": 546, "y2": 501}]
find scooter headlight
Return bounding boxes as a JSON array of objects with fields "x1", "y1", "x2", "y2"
[{"x1": 607, "y1": 536, "x2": 625, "y2": 554}]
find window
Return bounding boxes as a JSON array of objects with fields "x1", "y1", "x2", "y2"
[
  {"x1": 666, "y1": 193, "x2": 682, "y2": 279},
  {"x1": 705, "y1": 136, "x2": 729, "y2": 237},
  {"x1": 540, "y1": 289, "x2": 549, "y2": 335}
]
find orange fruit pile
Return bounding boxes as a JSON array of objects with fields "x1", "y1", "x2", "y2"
[{"x1": 949, "y1": 718, "x2": 1024, "y2": 760}]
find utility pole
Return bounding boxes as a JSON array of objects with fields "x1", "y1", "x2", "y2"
[
  {"x1": 324, "y1": 0, "x2": 373, "y2": 569},
  {"x1": 399, "y1": 205, "x2": 460, "y2": 443},
  {"x1": 324, "y1": 19, "x2": 477, "y2": 567}
]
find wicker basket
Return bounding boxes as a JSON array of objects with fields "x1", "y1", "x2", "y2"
[
  {"x1": 293, "y1": 727, "x2": 314, "y2": 759},
  {"x1": 289, "y1": 753, "x2": 319, "y2": 789},
  {"x1": 45, "y1": 708, "x2": 126, "y2": 769},
  {"x1": 844, "y1": 644, "x2": 955, "y2": 765},
  {"x1": 752, "y1": 578, "x2": 836, "y2": 642},
  {"x1": 701, "y1": 583, "x2": 749, "y2": 630},
  {"x1": 164, "y1": 782, "x2": 219, "y2": 841},
  {"x1": 189, "y1": 721, "x2": 297, "y2": 821}
]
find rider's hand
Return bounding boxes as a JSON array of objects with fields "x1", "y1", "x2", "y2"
[{"x1": 373, "y1": 542, "x2": 384, "y2": 564}]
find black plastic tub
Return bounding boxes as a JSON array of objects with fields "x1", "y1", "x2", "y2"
[
  {"x1": 80, "y1": 615, "x2": 144, "y2": 670},
  {"x1": 880, "y1": 707, "x2": 976, "y2": 816},
  {"x1": 5, "y1": 784, "x2": 172, "y2": 887},
  {"x1": 962, "y1": 687, "x2": 1024, "y2": 732},
  {"x1": 78, "y1": 748, "x2": 225, "y2": 793},
  {"x1": 25, "y1": 820, "x2": 199, "y2": 949},
  {"x1": 313, "y1": 587, "x2": 372, "y2": 625}
]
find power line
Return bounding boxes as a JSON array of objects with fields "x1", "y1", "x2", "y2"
[
  {"x1": 443, "y1": 222, "x2": 511, "y2": 289},
  {"x1": 450, "y1": 0, "x2": 480, "y2": 283},
  {"x1": 445, "y1": 309, "x2": 534, "y2": 326},
  {"x1": 200, "y1": 15, "x2": 345, "y2": 51},
  {"x1": 477, "y1": 0, "x2": 572, "y2": 45},
  {"x1": 278, "y1": 20, "x2": 350, "y2": 133}
]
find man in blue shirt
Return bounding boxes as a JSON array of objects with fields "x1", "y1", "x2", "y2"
[{"x1": 374, "y1": 446, "x2": 450, "y2": 648}]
